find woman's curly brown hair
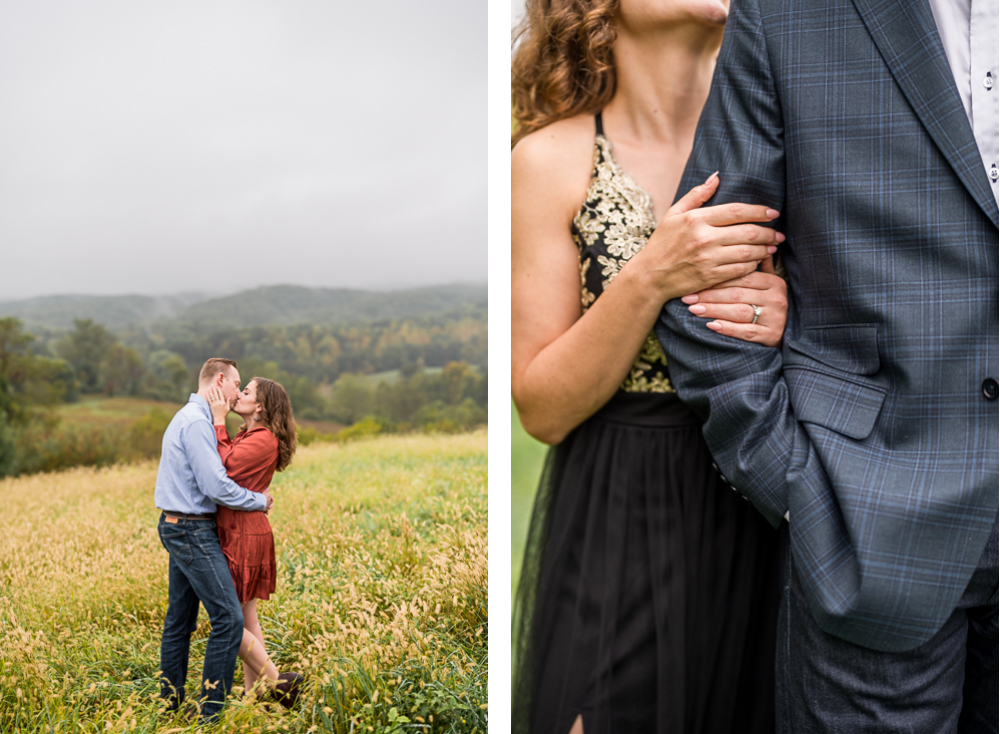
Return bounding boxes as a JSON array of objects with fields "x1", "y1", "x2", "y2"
[
  {"x1": 251, "y1": 377, "x2": 297, "y2": 472},
  {"x1": 511, "y1": 0, "x2": 619, "y2": 147}
]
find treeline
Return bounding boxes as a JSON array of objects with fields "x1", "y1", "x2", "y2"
[
  {"x1": 322, "y1": 361, "x2": 487, "y2": 436},
  {"x1": 0, "y1": 318, "x2": 158, "y2": 476},
  {"x1": 153, "y1": 304, "x2": 487, "y2": 384},
  {"x1": 24, "y1": 307, "x2": 486, "y2": 401},
  {"x1": 0, "y1": 312, "x2": 487, "y2": 477},
  {"x1": 20, "y1": 309, "x2": 487, "y2": 414}
]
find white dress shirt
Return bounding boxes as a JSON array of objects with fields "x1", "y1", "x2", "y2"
[{"x1": 928, "y1": 0, "x2": 999, "y2": 203}]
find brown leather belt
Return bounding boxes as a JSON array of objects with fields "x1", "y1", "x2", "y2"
[{"x1": 163, "y1": 511, "x2": 215, "y2": 522}]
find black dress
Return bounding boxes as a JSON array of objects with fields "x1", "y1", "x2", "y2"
[{"x1": 513, "y1": 114, "x2": 781, "y2": 734}]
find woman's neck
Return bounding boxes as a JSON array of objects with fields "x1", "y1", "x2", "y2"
[{"x1": 602, "y1": 20, "x2": 723, "y2": 149}]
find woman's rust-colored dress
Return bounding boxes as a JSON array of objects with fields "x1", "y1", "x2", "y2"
[{"x1": 214, "y1": 425, "x2": 279, "y2": 604}]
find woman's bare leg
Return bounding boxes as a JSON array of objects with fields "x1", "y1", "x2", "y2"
[
  {"x1": 238, "y1": 599, "x2": 277, "y2": 693},
  {"x1": 568, "y1": 715, "x2": 584, "y2": 734}
]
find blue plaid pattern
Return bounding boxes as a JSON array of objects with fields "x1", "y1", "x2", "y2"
[{"x1": 656, "y1": 0, "x2": 998, "y2": 652}]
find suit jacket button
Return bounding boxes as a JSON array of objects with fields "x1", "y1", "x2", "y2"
[{"x1": 983, "y1": 378, "x2": 998, "y2": 400}]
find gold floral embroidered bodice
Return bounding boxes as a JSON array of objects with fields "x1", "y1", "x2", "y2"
[{"x1": 571, "y1": 115, "x2": 675, "y2": 394}]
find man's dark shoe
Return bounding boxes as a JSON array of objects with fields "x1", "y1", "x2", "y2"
[{"x1": 271, "y1": 672, "x2": 304, "y2": 709}]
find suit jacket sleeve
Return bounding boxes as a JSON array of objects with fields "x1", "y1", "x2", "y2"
[{"x1": 656, "y1": 0, "x2": 819, "y2": 527}]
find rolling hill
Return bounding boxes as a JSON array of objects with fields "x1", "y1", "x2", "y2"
[
  {"x1": 0, "y1": 282, "x2": 487, "y2": 331},
  {"x1": 0, "y1": 292, "x2": 211, "y2": 330}
]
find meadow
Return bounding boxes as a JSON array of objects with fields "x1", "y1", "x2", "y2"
[
  {"x1": 55, "y1": 397, "x2": 343, "y2": 437},
  {"x1": 509, "y1": 402, "x2": 546, "y2": 594},
  {"x1": 0, "y1": 431, "x2": 487, "y2": 733}
]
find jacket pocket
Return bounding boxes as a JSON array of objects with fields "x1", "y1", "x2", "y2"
[
  {"x1": 784, "y1": 365, "x2": 887, "y2": 440},
  {"x1": 786, "y1": 323, "x2": 880, "y2": 375}
]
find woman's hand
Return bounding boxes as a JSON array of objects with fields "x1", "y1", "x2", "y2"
[
  {"x1": 628, "y1": 173, "x2": 785, "y2": 301},
  {"x1": 681, "y1": 256, "x2": 788, "y2": 348},
  {"x1": 207, "y1": 387, "x2": 231, "y2": 426}
]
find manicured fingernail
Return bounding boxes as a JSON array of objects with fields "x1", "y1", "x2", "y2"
[
  {"x1": 704, "y1": 171, "x2": 719, "y2": 185},
  {"x1": 767, "y1": 245, "x2": 777, "y2": 254},
  {"x1": 688, "y1": 304, "x2": 706, "y2": 315},
  {"x1": 766, "y1": 209, "x2": 780, "y2": 219},
  {"x1": 775, "y1": 232, "x2": 786, "y2": 243},
  {"x1": 681, "y1": 294, "x2": 699, "y2": 305},
  {"x1": 706, "y1": 321, "x2": 722, "y2": 331}
]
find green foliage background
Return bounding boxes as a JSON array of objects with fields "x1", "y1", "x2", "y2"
[
  {"x1": 0, "y1": 285, "x2": 488, "y2": 477},
  {"x1": 510, "y1": 401, "x2": 547, "y2": 594}
]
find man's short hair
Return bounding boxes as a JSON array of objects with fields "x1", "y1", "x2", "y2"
[{"x1": 199, "y1": 358, "x2": 238, "y2": 386}]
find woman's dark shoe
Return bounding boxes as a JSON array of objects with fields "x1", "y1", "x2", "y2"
[{"x1": 271, "y1": 672, "x2": 304, "y2": 708}]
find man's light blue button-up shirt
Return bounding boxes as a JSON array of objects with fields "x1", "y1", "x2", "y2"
[{"x1": 154, "y1": 394, "x2": 267, "y2": 514}]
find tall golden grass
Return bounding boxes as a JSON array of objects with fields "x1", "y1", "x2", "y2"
[{"x1": 0, "y1": 431, "x2": 487, "y2": 732}]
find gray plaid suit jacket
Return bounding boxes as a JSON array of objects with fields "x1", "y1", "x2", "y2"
[{"x1": 656, "y1": 0, "x2": 999, "y2": 652}]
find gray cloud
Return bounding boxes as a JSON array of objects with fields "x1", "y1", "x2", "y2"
[{"x1": 0, "y1": 0, "x2": 485, "y2": 299}]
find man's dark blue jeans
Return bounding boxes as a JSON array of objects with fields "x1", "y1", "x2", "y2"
[
  {"x1": 157, "y1": 513, "x2": 244, "y2": 723},
  {"x1": 777, "y1": 521, "x2": 999, "y2": 733}
]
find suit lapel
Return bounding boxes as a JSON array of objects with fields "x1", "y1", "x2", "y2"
[{"x1": 850, "y1": 0, "x2": 999, "y2": 228}]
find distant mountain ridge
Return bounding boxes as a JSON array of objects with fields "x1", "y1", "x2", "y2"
[
  {"x1": 0, "y1": 283, "x2": 487, "y2": 331},
  {"x1": 0, "y1": 292, "x2": 212, "y2": 330}
]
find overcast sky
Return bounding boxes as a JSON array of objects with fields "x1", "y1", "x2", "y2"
[{"x1": 0, "y1": 1, "x2": 485, "y2": 300}]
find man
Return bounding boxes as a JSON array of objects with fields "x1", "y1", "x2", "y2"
[
  {"x1": 657, "y1": 0, "x2": 998, "y2": 730},
  {"x1": 154, "y1": 357, "x2": 272, "y2": 722}
]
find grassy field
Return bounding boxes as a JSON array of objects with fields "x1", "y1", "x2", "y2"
[
  {"x1": 55, "y1": 396, "x2": 344, "y2": 437},
  {"x1": 55, "y1": 396, "x2": 184, "y2": 427},
  {"x1": 0, "y1": 431, "x2": 487, "y2": 732},
  {"x1": 510, "y1": 402, "x2": 547, "y2": 595}
]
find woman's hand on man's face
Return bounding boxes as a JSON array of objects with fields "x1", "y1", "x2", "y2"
[
  {"x1": 207, "y1": 386, "x2": 232, "y2": 425},
  {"x1": 680, "y1": 256, "x2": 788, "y2": 348}
]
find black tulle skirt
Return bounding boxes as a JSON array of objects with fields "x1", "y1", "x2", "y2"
[{"x1": 513, "y1": 392, "x2": 781, "y2": 734}]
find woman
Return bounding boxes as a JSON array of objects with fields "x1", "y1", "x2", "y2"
[
  {"x1": 207, "y1": 377, "x2": 302, "y2": 706},
  {"x1": 511, "y1": 1, "x2": 786, "y2": 732}
]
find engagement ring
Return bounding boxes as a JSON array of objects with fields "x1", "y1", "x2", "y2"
[{"x1": 751, "y1": 304, "x2": 762, "y2": 325}]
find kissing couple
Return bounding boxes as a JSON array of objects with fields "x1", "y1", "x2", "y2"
[{"x1": 153, "y1": 357, "x2": 304, "y2": 723}]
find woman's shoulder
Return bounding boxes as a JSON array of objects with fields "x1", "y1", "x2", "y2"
[
  {"x1": 512, "y1": 115, "x2": 596, "y2": 176},
  {"x1": 512, "y1": 115, "x2": 599, "y2": 219}
]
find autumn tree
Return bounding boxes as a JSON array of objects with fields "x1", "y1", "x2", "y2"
[{"x1": 55, "y1": 319, "x2": 116, "y2": 393}]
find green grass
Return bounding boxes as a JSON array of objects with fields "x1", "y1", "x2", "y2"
[
  {"x1": 0, "y1": 431, "x2": 487, "y2": 732},
  {"x1": 510, "y1": 401, "x2": 547, "y2": 595},
  {"x1": 57, "y1": 395, "x2": 344, "y2": 439},
  {"x1": 360, "y1": 365, "x2": 480, "y2": 387},
  {"x1": 55, "y1": 396, "x2": 183, "y2": 427},
  {"x1": 363, "y1": 368, "x2": 444, "y2": 385}
]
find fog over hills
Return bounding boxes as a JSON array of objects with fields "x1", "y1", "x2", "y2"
[
  {"x1": 0, "y1": 283, "x2": 487, "y2": 332},
  {"x1": 0, "y1": 293, "x2": 213, "y2": 330}
]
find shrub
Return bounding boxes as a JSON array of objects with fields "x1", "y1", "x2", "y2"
[
  {"x1": 6, "y1": 407, "x2": 175, "y2": 477},
  {"x1": 298, "y1": 425, "x2": 338, "y2": 446},
  {"x1": 124, "y1": 408, "x2": 173, "y2": 460},
  {"x1": 412, "y1": 398, "x2": 486, "y2": 433},
  {"x1": 14, "y1": 421, "x2": 122, "y2": 475},
  {"x1": 334, "y1": 415, "x2": 387, "y2": 442},
  {"x1": 0, "y1": 411, "x2": 18, "y2": 477}
]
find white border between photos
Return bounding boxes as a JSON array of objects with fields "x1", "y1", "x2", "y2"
[{"x1": 487, "y1": 0, "x2": 513, "y2": 731}]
